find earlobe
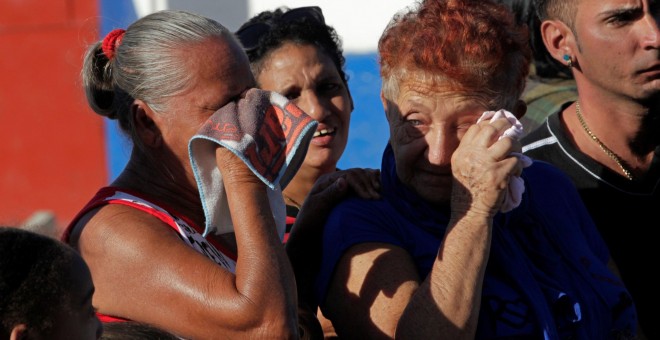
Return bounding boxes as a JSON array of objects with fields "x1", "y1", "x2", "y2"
[
  {"x1": 132, "y1": 100, "x2": 163, "y2": 148},
  {"x1": 10, "y1": 324, "x2": 27, "y2": 340},
  {"x1": 539, "y1": 19, "x2": 574, "y2": 66}
]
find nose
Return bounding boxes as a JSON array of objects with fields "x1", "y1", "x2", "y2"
[
  {"x1": 425, "y1": 129, "x2": 456, "y2": 166},
  {"x1": 639, "y1": 10, "x2": 660, "y2": 49},
  {"x1": 300, "y1": 90, "x2": 331, "y2": 121}
]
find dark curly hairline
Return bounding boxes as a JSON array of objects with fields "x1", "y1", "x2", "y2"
[{"x1": 240, "y1": 7, "x2": 349, "y2": 87}]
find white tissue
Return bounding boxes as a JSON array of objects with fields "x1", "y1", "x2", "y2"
[{"x1": 477, "y1": 109, "x2": 533, "y2": 212}]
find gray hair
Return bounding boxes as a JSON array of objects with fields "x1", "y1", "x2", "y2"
[{"x1": 82, "y1": 10, "x2": 232, "y2": 145}]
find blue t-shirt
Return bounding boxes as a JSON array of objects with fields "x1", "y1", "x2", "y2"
[{"x1": 315, "y1": 144, "x2": 637, "y2": 339}]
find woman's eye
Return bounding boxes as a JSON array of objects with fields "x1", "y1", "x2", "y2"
[
  {"x1": 320, "y1": 83, "x2": 341, "y2": 92},
  {"x1": 282, "y1": 91, "x2": 300, "y2": 101}
]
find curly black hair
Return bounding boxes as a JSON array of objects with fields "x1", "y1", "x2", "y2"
[
  {"x1": 0, "y1": 227, "x2": 78, "y2": 338},
  {"x1": 236, "y1": 7, "x2": 349, "y2": 86}
]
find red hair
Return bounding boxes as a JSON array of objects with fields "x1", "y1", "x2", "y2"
[{"x1": 378, "y1": 0, "x2": 531, "y2": 109}]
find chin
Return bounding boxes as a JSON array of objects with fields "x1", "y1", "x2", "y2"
[{"x1": 306, "y1": 150, "x2": 341, "y2": 166}]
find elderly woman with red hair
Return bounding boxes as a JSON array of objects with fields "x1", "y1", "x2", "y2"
[{"x1": 311, "y1": 0, "x2": 638, "y2": 339}]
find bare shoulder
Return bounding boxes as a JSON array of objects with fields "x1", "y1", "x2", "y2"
[{"x1": 70, "y1": 203, "x2": 187, "y2": 264}]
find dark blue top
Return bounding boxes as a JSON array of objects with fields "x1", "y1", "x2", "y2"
[{"x1": 315, "y1": 143, "x2": 637, "y2": 339}]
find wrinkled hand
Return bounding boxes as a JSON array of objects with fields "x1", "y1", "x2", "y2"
[
  {"x1": 291, "y1": 168, "x2": 380, "y2": 241},
  {"x1": 214, "y1": 146, "x2": 263, "y2": 185},
  {"x1": 333, "y1": 168, "x2": 381, "y2": 200},
  {"x1": 450, "y1": 117, "x2": 525, "y2": 217}
]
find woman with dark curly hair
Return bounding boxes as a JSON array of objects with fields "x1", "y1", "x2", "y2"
[
  {"x1": 236, "y1": 9, "x2": 381, "y2": 338},
  {"x1": 236, "y1": 6, "x2": 381, "y2": 242}
]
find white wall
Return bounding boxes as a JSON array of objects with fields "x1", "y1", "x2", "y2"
[{"x1": 133, "y1": 0, "x2": 416, "y2": 54}]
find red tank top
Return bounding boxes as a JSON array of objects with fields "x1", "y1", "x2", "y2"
[{"x1": 63, "y1": 186, "x2": 238, "y2": 322}]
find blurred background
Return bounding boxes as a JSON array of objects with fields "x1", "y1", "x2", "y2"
[{"x1": 0, "y1": 0, "x2": 415, "y2": 235}]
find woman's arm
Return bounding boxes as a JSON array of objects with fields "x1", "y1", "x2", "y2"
[
  {"x1": 73, "y1": 148, "x2": 298, "y2": 339},
  {"x1": 396, "y1": 118, "x2": 525, "y2": 339},
  {"x1": 286, "y1": 169, "x2": 380, "y2": 340},
  {"x1": 323, "y1": 242, "x2": 421, "y2": 339}
]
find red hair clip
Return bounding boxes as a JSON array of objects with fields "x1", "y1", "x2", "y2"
[{"x1": 102, "y1": 28, "x2": 126, "y2": 60}]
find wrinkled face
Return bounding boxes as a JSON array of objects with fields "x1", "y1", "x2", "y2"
[
  {"x1": 384, "y1": 80, "x2": 487, "y2": 206},
  {"x1": 573, "y1": 0, "x2": 660, "y2": 101},
  {"x1": 49, "y1": 255, "x2": 103, "y2": 340},
  {"x1": 257, "y1": 43, "x2": 352, "y2": 173},
  {"x1": 160, "y1": 35, "x2": 257, "y2": 165}
]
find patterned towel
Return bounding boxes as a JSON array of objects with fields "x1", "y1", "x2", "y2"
[
  {"x1": 477, "y1": 109, "x2": 533, "y2": 212},
  {"x1": 189, "y1": 88, "x2": 317, "y2": 238}
]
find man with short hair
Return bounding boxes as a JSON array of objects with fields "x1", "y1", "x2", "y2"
[{"x1": 522, "y1": 0, "x2": 660, "y2": 338}]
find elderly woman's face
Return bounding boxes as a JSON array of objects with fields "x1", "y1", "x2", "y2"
[
  {"x1": 383, "y1": 80, "x2": 487, "y2": 205},
  {"x1": 160, "y1": 36, "x2": 256, "y2": 163}
]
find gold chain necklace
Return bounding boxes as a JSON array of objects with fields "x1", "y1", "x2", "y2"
[{"x1": 575, "y1": 101, "x2": 634, "y2": 180}]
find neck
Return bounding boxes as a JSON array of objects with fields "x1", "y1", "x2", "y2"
[
  {"x1": 563, "y1": 96, "x2": 659, "y2": 178},
  {"x1": 112, "y1": 149, "x2": 205, "y2": 226},
  {"x1": 283, "y1": 163, "x2": 335, "y2": 207}
]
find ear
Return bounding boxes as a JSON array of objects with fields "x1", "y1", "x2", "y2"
[
  {"x1": 539, "y1": 19, "x2": 575, "y2": 68},
  {"x1": 10, "y1": 324, "x2": 27, "y2": 340},
  {"x1": 380, "y1": 91, "x2": 389, "y2": 112},
  {"x1": 132, "y1": 99, "x2": 163, "y2": 148},
  {"x1": 512, "y1": 99, "x2": 527, "y2": 120}
]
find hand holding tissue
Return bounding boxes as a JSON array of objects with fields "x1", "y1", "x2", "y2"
[
  {"x1": 189, "y1": 88, "x2": 317, "y2": 239},
  {"x1": 476, "y1": 109, "x2": 533, "y2": 212}
]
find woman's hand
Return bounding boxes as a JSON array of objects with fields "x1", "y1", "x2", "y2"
[
  {"x1": 331, "y1": 168, "x2": 381, "y2": 200},
  {"x1": 450, "y1": 117, "x2": 525, "y2": 217}
]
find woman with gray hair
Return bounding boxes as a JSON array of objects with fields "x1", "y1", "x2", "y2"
[{"x1": 62, "y1": 9, "x2": 339, "y2": 339}]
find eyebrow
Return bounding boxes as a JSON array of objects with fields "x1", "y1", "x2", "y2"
[{"x1": 599, "y1": 5, "x2": 641, "y2": 18}]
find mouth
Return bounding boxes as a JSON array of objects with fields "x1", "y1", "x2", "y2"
[
  {"x1": 313, "y1": 127, "x2": 337, "y2": 138},
  {"x1": 638, "y1": 63, "x2": 660, "y2": 75}
]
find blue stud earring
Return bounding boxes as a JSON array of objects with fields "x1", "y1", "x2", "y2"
[{"x1": 563, "y1": 54, "x2": 573, "y2": 68}]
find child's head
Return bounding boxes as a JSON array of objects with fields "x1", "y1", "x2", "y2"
[{"x1": 0, "y1": 227, "x2": 102, "y2": 339}]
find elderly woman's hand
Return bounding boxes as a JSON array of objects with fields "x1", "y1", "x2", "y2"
[
  {"x1": 450, "y1": 117, "x2": 525, "y2": 218},
  {"x1": 332, "y1": 168, "x2": 381, "y2": 200}
]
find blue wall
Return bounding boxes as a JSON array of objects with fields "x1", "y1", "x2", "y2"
[{"x1": 338, "y1": 53, "x2": 389, "y2": 170}]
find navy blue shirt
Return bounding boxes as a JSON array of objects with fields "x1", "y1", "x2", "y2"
[{"x1": 315, "y1": 144, "x2": 637, "y2": 339}]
